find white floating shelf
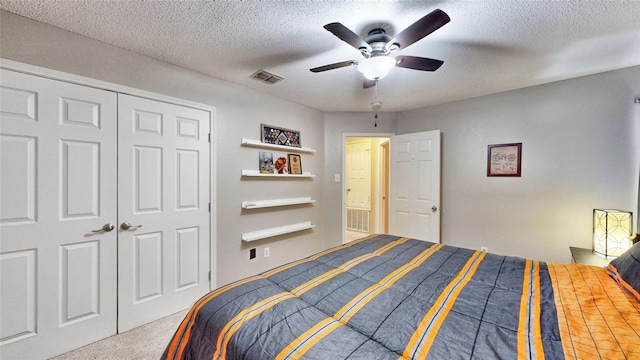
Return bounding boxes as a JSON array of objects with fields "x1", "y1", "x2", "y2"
[
  {"x1": 241, "y1": 221, "x2": 316, "y2": 242},
  {"x1": 242, "y1": 197, "x2": 316, "y2": 209},
  {"x1": 241, "y1": 169, "x2": 315, "y2": 178},
  {"x1": 241, "y1": 138, "x2": 316, "y2": 154}
]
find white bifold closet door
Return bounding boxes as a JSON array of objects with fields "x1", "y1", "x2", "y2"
[
  {"x1": 0, "y1": 69, "x2": 118, "y2": 359},
  {"x1": 0, "y1": 69, "x2": 212, "y2": 359},
  {"x1": 116, "y1": 94, "x2": 211, "y2": 332}
]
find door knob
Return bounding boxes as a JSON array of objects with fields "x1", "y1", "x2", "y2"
[
  {"x1": 92, "y1": 223, "x2": 115, "y2": 233},
  {"x1": 431, "y1": 206, "x2": 438, "y2": 213},
  {"x1": 120, "y1": 222, "x2": 142, "y2": 231}
]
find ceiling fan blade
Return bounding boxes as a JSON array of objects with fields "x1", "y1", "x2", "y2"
[
  {"x1": 395, "y1": 55, "x2": 444, "y2": 71},
  {"x1": 310, "y1": 60, "x2": 357, "y2": 73},
  {"x1": 386, "y1": 9, "x2": 450, "y2": 51},
  {"x1": 324, "y1": 22, "x2": 372, "y2": 52},
  {"x1": 363, "y1": 78, "x2": 376, "y2": 89}
]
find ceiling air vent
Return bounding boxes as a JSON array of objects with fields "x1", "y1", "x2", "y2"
[{"x1": 250, "y1": 69, "x2": 285, "y2": 84}]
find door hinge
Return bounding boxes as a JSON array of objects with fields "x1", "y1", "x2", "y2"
[
  {"x1": 208, "y1": 202, "x2": 211, "y2": 212},
  {"x1": 208, "y1": 271, "x2": 211, "y2": 282},
  {"x1": 208, "y1": 133, "x2": 211, "y2": 143}
]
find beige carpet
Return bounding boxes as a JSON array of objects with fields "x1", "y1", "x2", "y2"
[
  {"x1": 345, "y1": 230, "x2": 369, "y2": 243},
  {"x1": 50, "y1": 310, "x2": 188, "y2": 360}
]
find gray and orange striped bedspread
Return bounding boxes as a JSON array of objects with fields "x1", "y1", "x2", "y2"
[{"x1": 162, "y1": 234, "x2": 640, "y2": 360}]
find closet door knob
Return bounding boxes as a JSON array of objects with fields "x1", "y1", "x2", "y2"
[
  {"x1": 92, "y1": 223, "x2": 115, "y2": 233},
  {"x1": 120, "y1": 222, "x2": 142, "y2": 231}
]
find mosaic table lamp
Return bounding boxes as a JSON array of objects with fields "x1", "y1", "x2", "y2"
[{"x1": 593, "y1": 209, "x2": 633, "y2": 257}]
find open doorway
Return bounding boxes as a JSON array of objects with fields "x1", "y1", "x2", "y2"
[{"x1": 344, "y1": 136, "x2": 391, "y2": 243}]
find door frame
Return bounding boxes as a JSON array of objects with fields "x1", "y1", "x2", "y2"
[
  {"x1": 341, "y1": 133, "x2": 394, "y2": 244},
  {"x1": 1, "y1": 59, "x2": 219, "y2": 290}
]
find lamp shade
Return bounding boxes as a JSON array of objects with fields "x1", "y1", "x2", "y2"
[
  {"x1": 357, "y1": 56, "x2": 396, "y2": 80},
  {"x1": 593, "y1": 209, "x2": 633, "y2": 257}
]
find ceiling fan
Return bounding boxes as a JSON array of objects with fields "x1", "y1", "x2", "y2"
[{"x1": 310, "y1": 9, "x2": 450, "y2": 88}]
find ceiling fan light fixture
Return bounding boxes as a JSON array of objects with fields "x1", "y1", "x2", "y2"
[{"x1": 357, "y1": 56, "x2": 396, "y2": 80}]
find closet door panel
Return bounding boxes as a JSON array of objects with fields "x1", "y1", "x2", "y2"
[
  {"x1": 0, "y1": 69, "x2": 117, "y2": 359},
  {"x1": 117, "y1": 94, "x2": 210, "y2": 332}
]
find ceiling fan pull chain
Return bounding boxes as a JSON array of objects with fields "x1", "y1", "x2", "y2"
[
  {"x1": 373, "y1": 79, "x2": 380, "y2": 127},
  {"x1": 374, "y1": 79, "x2": 379, "y2": 100}
]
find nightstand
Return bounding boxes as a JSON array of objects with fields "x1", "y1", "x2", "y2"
[{"x1": 569, "y1": 247, "x2": 611, "y2": 267}]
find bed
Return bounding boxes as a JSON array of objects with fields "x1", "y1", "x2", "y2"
[{"x1": 162, "y1": 234, "x2": 640, "y2": 359}]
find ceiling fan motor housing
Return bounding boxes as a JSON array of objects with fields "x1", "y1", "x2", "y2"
[{"x1": 361, "y1": 28, "x2": 397, "y2": 57}]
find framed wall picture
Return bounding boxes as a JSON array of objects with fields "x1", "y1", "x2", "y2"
[
  {"x1": 261, "y1": 124, "x2": 301, "y2": 148},
  {"x1": 487, "y1": 143, "x2": 522, "y2": 177},
  {"x1": 275, "y1": 156, "x2": 288, "y2": 174},
  {"x1": 288, "y1": 154, "x2": 302, "y2": 174},
  {"x1": 259, "y1": 151, "x2": 274, "y2": 174}
]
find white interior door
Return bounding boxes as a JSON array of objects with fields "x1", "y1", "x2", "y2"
[
  {"x1": 117, "y1": 94, "x2": 211, "y2": 332},
  {"x1": 379, "y1": 141, "x2": 390, "y2": 234},
  {"x1": 346, "y1": 140, "x2": 371, "y2": 209},
  {"x1": 0, "y1": 70, "x2": 117, "y2": 359},
  {"x1": 389, "y1": 130, "x2": 441, "y2": 241}
]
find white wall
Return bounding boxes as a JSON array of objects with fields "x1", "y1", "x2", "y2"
[
  {"x1": 397, "y1": 66, "x2": 640, "y2": 263},
  {"x1": 0, "y1": 11, "x2": 325, "y2": 286},
  {"x1": 633, "y1": 94, "x2": 640, "y2": 233}
]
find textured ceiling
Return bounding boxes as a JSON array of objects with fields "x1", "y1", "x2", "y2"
[{"x1": 1, "y1": 1, "x2": 639, "y2": 112}]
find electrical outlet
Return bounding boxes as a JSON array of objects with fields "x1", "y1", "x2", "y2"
[
  {"x1": 264, "y1": 247, "x2": 270, "y2": 258},
  {"x1": 249, "y1": 248, "x2": 256, "y2": 260},
  {"x1": 480, "y1": 246, "x2": 488, "y2": 252}
]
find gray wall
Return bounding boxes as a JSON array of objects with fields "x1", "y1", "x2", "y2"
[
  {"x1": 397, "y1": 66, "x2": 640, "y2": 263},
  {"x1": 2, "y1": 10, "x2": 638, "y2": 286},
  {"x1": 322, "y1": 112, "x2": 398, "y2": 248},
  {"x1": 1, "y1": 11, "x2": 325, "y2": 286}
]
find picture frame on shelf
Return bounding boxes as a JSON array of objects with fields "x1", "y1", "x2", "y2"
[
  {"x1": 487, "y1": 143, "x2": 522, "y2": 177},
  {"x1": 261, "y1": 124, "x2": 301, "y2": 148},
  {"x1": 275, "y1": 156, "x2": 288, "y2": 174},
  {"x1": 288, "y1": 153, "x2": 302, "y2": 174},
  {"x1": 259, "y1": 151, "x2": 274, "y2": 174}
]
